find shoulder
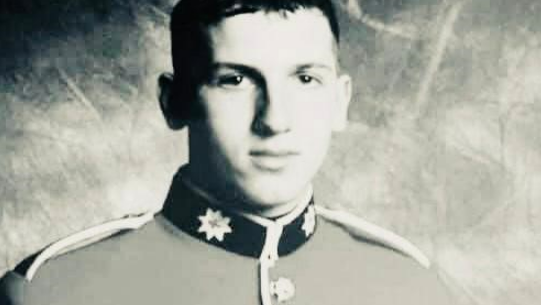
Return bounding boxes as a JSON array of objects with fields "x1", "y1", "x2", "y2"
[
  {"x1": 3, "y1": 212, "x2": 155, "y2": 283},
  {"x1": 313, "y1": 206, "x2": 455, "y2": 304},
  {"x1": 0, "y1": 211, "x2": 208, "y2": 305},
  {"x1": 315, "y1": 205, "x2": 430, "y2": 268}
]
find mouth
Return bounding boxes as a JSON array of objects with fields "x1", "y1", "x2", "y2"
[{"x1": 249, "y1": 149, "x2": 300, "y2": 171}]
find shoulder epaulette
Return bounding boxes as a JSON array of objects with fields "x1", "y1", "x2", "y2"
[
  {"x1": 19, "y1": 211, "x2": 154, "y2": 281},
  {"x1": 315, "y1": 206, "x2": 431, "y2": 269}
]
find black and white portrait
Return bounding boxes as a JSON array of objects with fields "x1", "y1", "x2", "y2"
[{"x1": 1, "y1": 0, "x2": 540, "y2": 305}]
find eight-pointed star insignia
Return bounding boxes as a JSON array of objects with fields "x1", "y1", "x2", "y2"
[{"x1": 197, "y1": 208, "x2": 233, "y2": 242}]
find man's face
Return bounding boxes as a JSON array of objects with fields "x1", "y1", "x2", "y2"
[{"x1": 188, "y1": 8, "x2": 351, "y2": 213}]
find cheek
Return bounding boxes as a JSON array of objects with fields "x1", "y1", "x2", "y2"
[
  {"x1": 200, "y1": 91, "x2": 256, "y2": 152},
  {"x1": 290, "y1": 90, "x2": 335, "y2": 158},
  {"x1": 290, "y1": 89, "x2": 336, "y2": 130}
]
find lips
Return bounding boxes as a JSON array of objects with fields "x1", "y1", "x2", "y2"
[
  {"x1": 250, "y1": 149, "x2": 299, "y2": 157},
  {"x1": 249, "y1": 149, "x2": 300, "y2": 171}
]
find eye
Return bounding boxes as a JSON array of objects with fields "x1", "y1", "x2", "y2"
[
  {"x1": 214, "y1": 74, "x2": 254, "y2": 89},
  {"x1": 299, "y1": 74, "x2": 314, "y2": 84},
  {"x1": 220, "y1": 75, "x2": 244, "y2": 86},
  {"x1": 296, "y1": 73, "x2": 322, "y2": 87}
]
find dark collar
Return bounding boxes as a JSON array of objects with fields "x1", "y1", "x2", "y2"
[{"x1": 161, "y1": 173, "x2": 317, "y2": 259}]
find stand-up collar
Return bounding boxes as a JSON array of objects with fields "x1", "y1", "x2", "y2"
[{"x1": 161, "y1": 172, "x2": 317, "y2": 259}]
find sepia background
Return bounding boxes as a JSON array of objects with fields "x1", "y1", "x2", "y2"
[{"x1": 1, "y1": 0, "x2": 540, "y2": 304}]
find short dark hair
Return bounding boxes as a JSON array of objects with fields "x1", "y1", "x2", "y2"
[{"x1": 168, "y1": 0, "x2": 340, "y2": 122}]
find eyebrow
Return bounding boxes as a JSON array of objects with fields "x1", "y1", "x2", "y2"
[
  {"x1": 212, "y1": 63, "x2": 261, "y2": 75},
  {"x1": 212, "y1": 62, "x2": 335, "y2": 75},
  {"x1": 295, "y1": 63, "x2": 335, "y2": 72}
]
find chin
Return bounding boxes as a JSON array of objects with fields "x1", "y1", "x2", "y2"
[
  {"x1": 238, "y1": 175, "x2": 311, "y2": 208},
  {"x1": 246, "y1": 192, "x2": 296, "y2": 208}
]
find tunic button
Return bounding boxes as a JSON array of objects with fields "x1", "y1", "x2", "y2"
[{"x1": 270, "y1": 277, "x2": 295, "y2": 302}]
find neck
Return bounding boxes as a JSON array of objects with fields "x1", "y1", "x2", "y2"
[
  {"x1": 246, "y1": 185, "x2": 313, "y2": 218},
  {"x1": 180, "y1": 166, "x2": 313, "y2": 219}
]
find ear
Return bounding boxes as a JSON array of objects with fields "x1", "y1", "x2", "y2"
[
  {"x1": 158, "y1": 73, "x2": 186, "y2": 130},
  {"x1": 332, "y1": 74, "x2": 352, "y2": 131}
]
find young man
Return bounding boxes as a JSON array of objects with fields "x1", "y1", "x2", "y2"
[{"x1": 0, "y1": 0, "x2": 455, "y2": 304}]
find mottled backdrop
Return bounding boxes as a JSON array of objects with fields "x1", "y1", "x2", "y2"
[{"x1": 1, "y1": 0, "x2": 540, "y2": 304}]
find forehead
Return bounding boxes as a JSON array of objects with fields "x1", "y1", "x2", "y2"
[{"x1": 207, "y1": 9, "x2": 337, "y2": 68}]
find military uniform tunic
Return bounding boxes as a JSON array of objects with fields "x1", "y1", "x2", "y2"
[{"x1": 1, "y1": 172, "x2": 454, "y2": 305}]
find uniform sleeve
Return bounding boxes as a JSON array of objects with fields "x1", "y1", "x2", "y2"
[{"x1": 0, "y1": 271, "x2": 27, "y2": 305}]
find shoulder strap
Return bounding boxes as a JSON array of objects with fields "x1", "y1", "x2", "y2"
[
  {"x1": 315, "y1": 206, "x2": 431, "y2": 269},
  {"x1": 21, "y1": 212, "x2": 154, "y2": 281}
]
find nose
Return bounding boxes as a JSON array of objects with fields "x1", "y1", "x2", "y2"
[{"x1": 252, "y1": 82, "x2": 292, "y2": 137}]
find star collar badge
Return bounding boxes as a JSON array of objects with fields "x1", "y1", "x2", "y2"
[
  {"x1": 301, "y1": 205, "x2": 316, "y2": 237},
  {"x1": 197, "y1": 208, "x2": 233, "y2": 242}
]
